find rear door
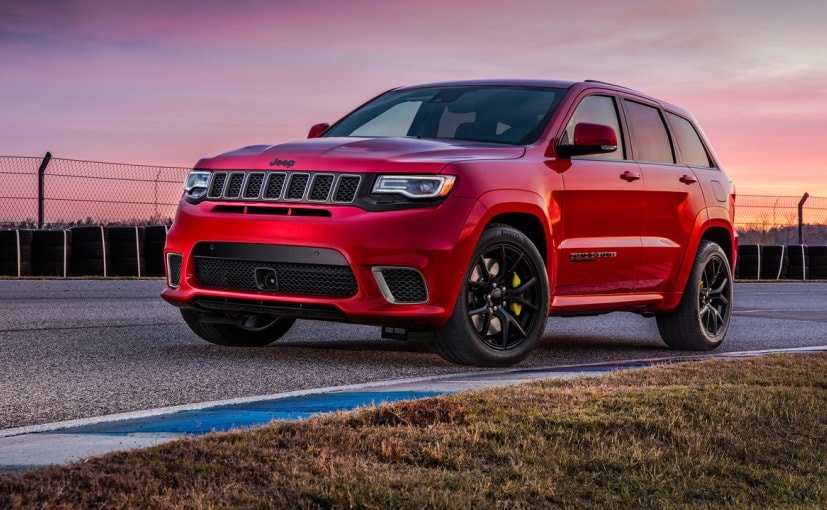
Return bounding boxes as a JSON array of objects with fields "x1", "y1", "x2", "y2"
[
  {"x1": 621, "y1": 99, "x2": 707, "y2": 292},
  {"x1": 552, "y1": 94, "x2": 645, "y2": 295}
]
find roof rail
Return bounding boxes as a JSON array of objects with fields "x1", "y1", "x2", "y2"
[{"x1": 583, "y1": 79, "x2": 639, "y2": 92}]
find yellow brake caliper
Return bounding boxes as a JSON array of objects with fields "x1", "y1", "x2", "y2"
[{"x1": 510, "y1": 272, "x2": 522, "y2": 316}]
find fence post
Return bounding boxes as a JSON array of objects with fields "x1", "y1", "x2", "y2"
[
  {"x1": 798, "y1": 192, "x2": 809, "y2": 245},
  {"x1": 37, "y1": 151, "x2": 52, "y2": 229}
]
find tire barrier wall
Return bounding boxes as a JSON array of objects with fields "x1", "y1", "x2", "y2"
[
  {"x1": 1, "y1": 227, "x2": 167, "y2": 278},
  {"x1": 145, "y1": 225, "x2": 168, "y2": 277},
  {"x1": 108, "y1": 226, "x2": 146, "y2": 277},
  {"x1": 4, "y1": 232, "x2": 827, "y2": 280},
  {"x1": 735, "y1": 244, "x2": 827, "y2": 280},
  {"x1": 31, "y1": 230, "x2": 72, "y2": 277},
  {"x1": 70, "y1": 226, "x2": 109, "y2": 276},
  {"x1": 0, "y1": 229, "x2": 33, "y2": 277}
]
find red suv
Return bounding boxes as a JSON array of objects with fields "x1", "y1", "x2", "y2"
[{"x1": 162, "y1": 80, "x2": 736, "y2": 367}]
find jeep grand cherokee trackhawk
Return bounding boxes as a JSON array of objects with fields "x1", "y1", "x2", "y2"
[{"x1": 162, "y1": 80, "x2": 736, "y2": 367}]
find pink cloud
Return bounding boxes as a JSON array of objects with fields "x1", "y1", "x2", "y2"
[{"x1": 1, "y1": 0, "x2": 825, "y2": 197}]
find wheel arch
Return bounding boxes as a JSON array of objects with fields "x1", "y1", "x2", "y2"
[
  {"x1": 484, "y1": 212, "x2": 548, "y2": 265},
  {"x1": 473, "y1": 189, "x2": 557, "y2": 267},
  {"x1": 669, "y1": 215, "x2": 737, "y2": 300},
  {"x1": 701, "y1": 226, "x2": 735, "y2": 269}
]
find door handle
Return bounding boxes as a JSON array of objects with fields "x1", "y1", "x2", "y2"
[
  {"x1": 620, "y1": 170, "x2": 641, "y2": 182},
  {"x1": 679, "y1": 174, "x2": 697, "y2": 185}
]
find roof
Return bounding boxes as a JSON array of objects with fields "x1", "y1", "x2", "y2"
[{"x1": 386, "y1": 79, "x2": 690, "y2": 119}]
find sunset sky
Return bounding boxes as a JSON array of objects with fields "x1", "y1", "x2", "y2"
[{"x1": 1, "y1": 0, "x2": 825, "y2": 196}]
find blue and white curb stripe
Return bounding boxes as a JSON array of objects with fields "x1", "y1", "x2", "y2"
[{"x1": 1, "y1": 345, "x2": 825, "y2": 471}]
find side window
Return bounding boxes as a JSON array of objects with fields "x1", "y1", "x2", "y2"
[
  {"x1": 624, "y1": 100, "x2": 674, "y2": 164},
  {"x1": 562, "y1": 95, "x2": 624, "y2": 160},
  {"x1": 665, "y1": 112, "x2": 713, "y2": 168}
]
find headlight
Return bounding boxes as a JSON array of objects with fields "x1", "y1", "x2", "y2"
[
  {"x1": 184, "y1": 170, "x2": 211, "y2": 192},
  {"x1": 372, "y1": 175, "x2": 456, "y2": 199}
]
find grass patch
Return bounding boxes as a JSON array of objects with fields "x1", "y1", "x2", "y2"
[{"x1": 2, "y1": 354, "x2": 826, "y2": 508}]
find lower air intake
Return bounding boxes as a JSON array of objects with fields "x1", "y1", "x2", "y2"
[
  {"x1": 167, "y1": 253, "x2": 183, "y2": 288},
  {"x1": 194, "y1": 257, "x2": 358, "y2": 298},
  {"x1": 374, "y1": 267, "x2": 428, "y2": 304}
]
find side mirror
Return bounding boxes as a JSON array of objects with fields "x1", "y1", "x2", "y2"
[
  {"x1": 307, "y1": 123, "x2": 330, "y2": 138},
  {"x1": 557, "y1": 123, "x2": 618, "y2": 158}
]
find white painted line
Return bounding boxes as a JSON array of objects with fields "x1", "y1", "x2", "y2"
[
  {"x1": 0, "y1": 371, "x2": 479, "y2": 439},
  {"x1": 2, "y1": 345, "x2": 825, "y2": 440}
]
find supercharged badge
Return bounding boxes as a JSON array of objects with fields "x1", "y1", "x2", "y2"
[{"x1": 569, "y1": 251, "x2": 617, "y2": 263}]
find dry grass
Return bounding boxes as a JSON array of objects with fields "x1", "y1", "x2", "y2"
[{"x1": 2, "y1": 354, "x2": 826, "y2": 509}]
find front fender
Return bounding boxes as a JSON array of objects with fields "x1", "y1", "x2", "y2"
[{"x1": 457, "y1": 189, "x2": 558, "y2": 301}]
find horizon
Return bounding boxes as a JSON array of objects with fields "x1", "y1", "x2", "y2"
[{"x1": 1, "y1": 0, "x2": 825, "y2": 196}]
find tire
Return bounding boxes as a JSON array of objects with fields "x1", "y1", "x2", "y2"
[
  {"x1": 735, "y1": 264, "x2": 759, "y2": 280},
  {"x1": 786, "y1": 256, "x2": 808, "y2": 268},
  {"x1": 737, "y1": 255, "x2": 759, "y2": 265},
  {"x1": 144, "y1": 225, "x2": 168, "y2": 277},
  {"x1": 69, "y1": 226, "x2": 110, "y2": 276},
  {"x1": 785, "y1": 245, "x2": 808, "y2": 266},
  {"x1": 761, "y1": 255, "x2": 788, "y2": 280},
  {"x1": 739, "y1": 245, "x2": 761, "y2": 257},
  {"x1": 70, "y1": 226, "x2": 108, "y2": 243},
  {"x1": 181, "y1": 309, "x2": 296, "y2": 347},
  {"x1": 433, "y1": 224, "x2": 549, "y2": 367},
  {"x1": 0, "y1": 230, "x2": 33, "y2": 276},
  {"x1": 762, "y1": 246, "x2": 784, "y2": 257},
  {"x1": 657, "y1": 241, "x2": 733, "y2": 350},
  {"x1": 108, "y1": 226, "x2": 146, "y2": 276},
  {"x1": 32, "y1": 230, "x2": 71, "y2": 277},
  {"x1": 71, "y1": 259, "x2": 108, "y2": 276},
  {"x1": 787, "y1": 266, "x2": 806, "y2": 280}
]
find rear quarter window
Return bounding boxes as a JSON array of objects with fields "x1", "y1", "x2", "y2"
[{"x1": 665, "y1": 112, "x2": 713, "y2": 168}]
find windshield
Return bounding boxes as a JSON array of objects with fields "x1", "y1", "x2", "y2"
[{"x1": 323, "y1": 85, "x2": 564, "y2": 145}]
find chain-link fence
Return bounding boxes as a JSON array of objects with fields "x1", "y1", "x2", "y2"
[
  {"x1": 735, "y1": 194, "x2": 827, "y2": 245},
  {"x1": 2, "y1": 154, "x2": 827, "y2": 242},
  {"x1": 0, "y1": 154, "x2": 189, "y2": 229}
]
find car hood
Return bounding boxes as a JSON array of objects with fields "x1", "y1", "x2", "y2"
[{"x1": 196, "y1": 137, "x2": 525, "y2": 173}]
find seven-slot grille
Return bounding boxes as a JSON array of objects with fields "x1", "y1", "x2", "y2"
[{"x1": 207, "y1": 171, "x2": 361, "y2": 204}]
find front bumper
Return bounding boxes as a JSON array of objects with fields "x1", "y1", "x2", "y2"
[{"x1": 161, "y1": 197, "x2": 480, "y2": 329}]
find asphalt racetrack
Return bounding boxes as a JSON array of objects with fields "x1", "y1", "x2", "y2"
[{"x1": 2, "y1": 280, "x2": 826, "y2": 430}]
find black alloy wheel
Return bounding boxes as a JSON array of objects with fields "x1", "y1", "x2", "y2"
[
  {"x1": 466, "y1": 243, "x2": 542, "y2": 351},
  {"x1": 434, "y1": 224, "x2": 549, "y2": 367},
  {"x1": 698, "y1": 252, "x2": 731, "y2": 338},
  {"x1": 657, "y1": 240, "x2": 733, "y2": 350}
]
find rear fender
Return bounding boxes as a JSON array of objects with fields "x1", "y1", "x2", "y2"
[{"x1": 666, "y1": 209, "x2": 735, "y2": 305}]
